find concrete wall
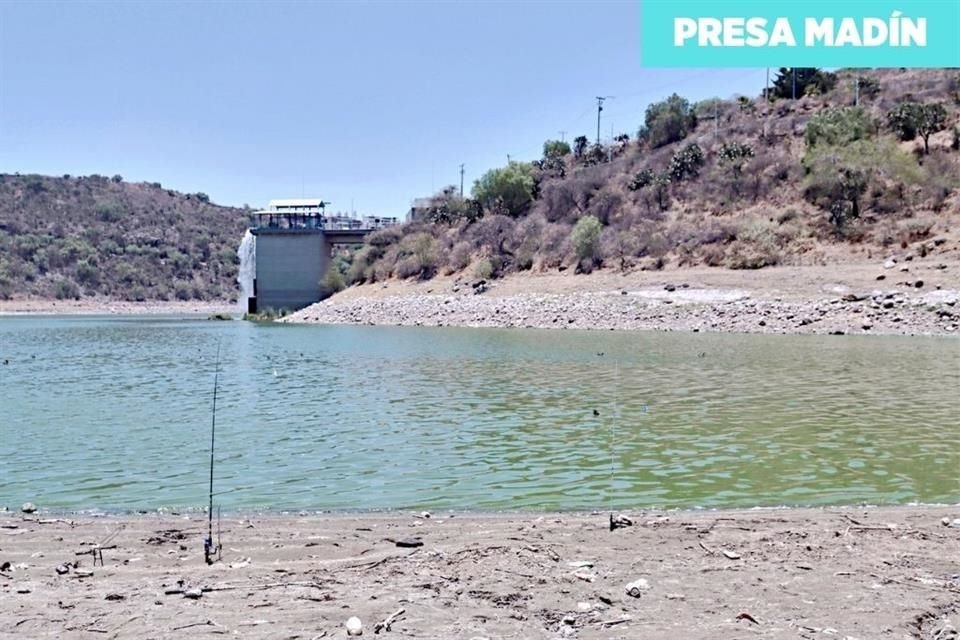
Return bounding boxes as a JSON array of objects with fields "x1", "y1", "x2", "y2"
[{"x1": 253, "y1": 230, "x2": 330, "y2": 313}]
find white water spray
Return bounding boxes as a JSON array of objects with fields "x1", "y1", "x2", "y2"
[{"x1": 237, "y1": 230, "x2": 256, "y2": 314}]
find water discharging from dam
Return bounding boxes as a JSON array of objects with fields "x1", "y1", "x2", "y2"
[{"x1": 237, "y1": 230, "x2": 256, "y2": 314}]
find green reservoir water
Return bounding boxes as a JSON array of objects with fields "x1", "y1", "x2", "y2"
[{"x1": 1, "y1": 316, "x2": 958, "y2": 512}]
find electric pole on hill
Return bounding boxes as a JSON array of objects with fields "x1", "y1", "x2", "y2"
[
  {"x1": 559, "y1": 130, "x2": 567, "y2": 142},
  {"x1": 596, "y1": 96, "x2": 613, "y2": 146},
  {"x1": 459, "y1": 164, "x2": 464, "y2": 197}
]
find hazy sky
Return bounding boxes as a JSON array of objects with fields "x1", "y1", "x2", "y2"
[{"x1": 0, "y1": 0, "x2": 769, "y2": 216}]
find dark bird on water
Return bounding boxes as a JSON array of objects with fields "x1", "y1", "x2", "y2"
[
  {"x1": 698, "y1": 352, "x2": 706, "y2": 358},
  {"x1": 593, "y1": 409, "x2": 600, "y2": 416},
  {"x1": 596, "y1": 352, "x2": 604, "y2": 357}
]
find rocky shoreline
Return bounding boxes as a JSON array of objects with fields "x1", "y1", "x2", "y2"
[{"x1": 284, "y1": 281, "x2": 960, "y2": 337}]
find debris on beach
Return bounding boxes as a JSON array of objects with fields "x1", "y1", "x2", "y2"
[
  {"x1": 625, "y1": 578, "x2": 651, "y2": 598},
  {"x1": 394, "y1": 537, "x2": 423, "y2": 548},
  {"x1": 346, "y1": 615, "x2": 363, "y2": 636},
  {"x1": 21, "y1": 502, "x2": 36, "y2": 514},
  {"x1": 609, "y1": 514, "x2": 633, "y2": 530},
  {"x1": 373, "y1": 608, "x2": 405, "y2": 634}
]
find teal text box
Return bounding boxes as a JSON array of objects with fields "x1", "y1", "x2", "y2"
[{"x1": 640, "y1": 0, "x2": 960, "y2": 67}]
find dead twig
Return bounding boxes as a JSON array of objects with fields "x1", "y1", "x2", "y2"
[
  {"x1": 172, "y1": 620, "x2": 221, "y2": 631},
  {"x1": 348, "y1": 550, "x2": 419, "y2": 571},
  {"x1": 596, "y1": 615, "x2": 631, "y2": 628},
  {"x1": 374, "y1": 607, "x2": 405, "y2": 634},
  {"x1": 698, "y1": 540, "x2": 716, "y2": 555}
]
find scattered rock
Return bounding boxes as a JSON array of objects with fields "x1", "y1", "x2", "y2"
[
  {"x1": 722, "y1": 549, "x2": 742, "y2": 560},
  {"x1": 883, "y1": 259, "x2": 897, "y2": 269},
  {"x1": 395, "y1": 538, "x2": 423, "y2": 548},
  {"x1": 664, "y1": 284, "x2": 676, "y2": 292},
  {"x1": 876, "y1": 274, "x2": 886, "y2": 281},
  {"x1": 609, "y1": 514, "x2": 633, "y2": 530},
  {"x1": 346, "y1": 616, "x2": 363, "y2": 636},
  {"x1": 625, "y1": 578, "x2": 651, "y2": 598},
  {"x1": 105, "y1": 593, "x2": 125, "y2": 601},
  {"x1": 21, "y1": 502, "x2": 36, "y2": 514},
  {"x1": 184, "y1": 587, "x2": 203, "y2": 599},
  {"x1": 567, "y1": 560, "x2": 594, "y2": 569},
  {"x1": 915, "y1": 280, "x2": 924, "y2": 288},
  {"x1": 55, "y1": 563, "x2": 70, "y2": 575},
  {"x1": 842, "y1": 293, "x2": 867, "y2": 302}
]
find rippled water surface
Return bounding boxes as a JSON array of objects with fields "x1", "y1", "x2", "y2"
[{"x1": 1, "y1": 316, "x2": 959, "y2": 512}]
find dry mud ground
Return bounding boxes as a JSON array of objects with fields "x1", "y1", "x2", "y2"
[{"x1": 4, "y1": 507, "x2": 960, "y2": 639}]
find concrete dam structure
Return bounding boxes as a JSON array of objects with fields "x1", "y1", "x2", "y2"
[{"x1": 242, "y1": 199, "x2": 398, "y2": 314}]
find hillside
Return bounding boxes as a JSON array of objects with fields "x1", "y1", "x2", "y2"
[
  {"x1": 337, "y1": 68, "x2": 960, "y2": 288},
  {"x1": 0, "y1": 174, "x2": 247, "y2": 301}
]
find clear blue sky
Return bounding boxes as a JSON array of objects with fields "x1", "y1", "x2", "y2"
[{"x1": 0, "y1": 0, "x2": 768, "y2": 217}]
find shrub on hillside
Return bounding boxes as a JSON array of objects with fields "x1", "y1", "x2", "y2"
[
  {"x1": 571, "y1": 215, "x2": 602, "y2": 264},
  {"x1": 805, "y1": 107, "x2": 874, "y2": 148},
  {"x1": 54, "y1": 278, "x2": 81, "y2": 300},
  {"x1": 668, "y1": 143, "x2": 705, "y2": 181}
]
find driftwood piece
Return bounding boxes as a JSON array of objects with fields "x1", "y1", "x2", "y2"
[{"x1": 373, "y1": 607, "x2": 405, "y2": 634}]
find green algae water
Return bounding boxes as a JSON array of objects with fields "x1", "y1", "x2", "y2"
[{"x1": 1, "y1": 315, "x2": 958, "y2": 512}]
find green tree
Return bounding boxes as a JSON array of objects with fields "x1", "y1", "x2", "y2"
[
  {"x1": 805, "y1": 107, "x2": 874, "y2": 148},
  {"x1": 772, "y1": 68, "x2": 837, "y2": 99},
  {"x1": 886, "y1": 102, "x2": 948, "y2": 154},
  {"x1": 543, "y1": 139, "x2": 571, "y2": 159},
  {"x1": 640, "y1": 93, "x2": 697, "y2": 148},
  {"x1": 571, "y1": 215, "x2": 602, "y2": 262},
  {"x1": 573, "y1": 135, "x2": 589, "y2": 158},
  {"x1": 471, "y1": 162, "x2": 536, "y2": 217}
]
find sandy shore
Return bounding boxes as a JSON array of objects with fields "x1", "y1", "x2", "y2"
[
  {"x1": 284, "y1": 262, "x2": 960, "y2": 337},
  {"x1": 0, "y1": 298, "x2": 236, "y2": 316},
  {"x1": 3, "y1": 506, "x2": 960, "y2": 639}
]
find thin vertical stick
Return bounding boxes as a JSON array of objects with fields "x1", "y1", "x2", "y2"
[
  {"x1": 206, "y1": 340, "x2": 221, "y2": 564},
  {"x1": 610, "y1": 359, "x2": 620, "y2": 514}
]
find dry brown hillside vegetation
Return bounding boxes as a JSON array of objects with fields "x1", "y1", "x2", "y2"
[
  {"x1": 335, "y1": 68, "x2": 960, "y2": 290},
  {"x1": 0, "y1": 174, "x2": 246, "y2": 301}
]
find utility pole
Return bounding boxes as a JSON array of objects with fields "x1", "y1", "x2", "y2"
[
  {"x1": 854, "y1": 70, "x2": 860, "y2": 107},
  {"x1": 459, "y1": 164, "x2": 464, "y2": 197},
  {"x1": 765, "y1": 67, "x2": 770, "y2": 101},
  {"x1": 506, "y1": 154, "x2": 511, "y2": 164},
  {"x1": 792, "y1": 67, "x2": 797, "y2": 100},
  {"x1": 558, "y1": 130, "x2": 567, "y2": 142},
  {"x1": 595, "y1": 96, "x2": 612, "y2": 146}
]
